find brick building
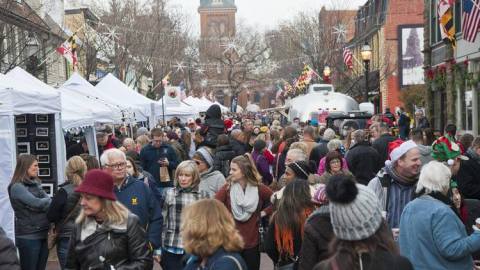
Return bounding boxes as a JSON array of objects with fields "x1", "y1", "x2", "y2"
[{"x1": 348, "y1": 0, "x2": 424, "y2": 113}]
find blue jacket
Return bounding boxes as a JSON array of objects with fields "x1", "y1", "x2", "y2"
[
  {"x1": 140, "y1": 143, "x2": 179, "y2": 187},
  {"x1": 399, "y1": 195, "x2": 480, "y2": 270},
  {"x1": 184, "y1": 248, "x2": 247, "y2": 270},
  {"x1": 114, "y1": 176, "x2": 163, "y2": 251}
]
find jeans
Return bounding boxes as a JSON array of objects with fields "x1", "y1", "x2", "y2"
[
  {"x1": 161, "y1": 250, "x2": 184, "y2": 270},
  {"x1": 241, "y1": 245, "x2": 260, "y2": 270},
  {"x1": 57, "y1": 237, "x2": 70, "y2": 269},
  {"x1": 16, "y1": 237, "x2": 49, "y2": 270}
]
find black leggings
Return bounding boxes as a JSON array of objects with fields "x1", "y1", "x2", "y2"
[{"x1": 241, "y1": 245, "x2": 260, "y2": 270}]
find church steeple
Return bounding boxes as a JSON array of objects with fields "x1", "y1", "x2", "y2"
[{"x1": 199, "y1": 0, "x2": 236, "y2": 9}]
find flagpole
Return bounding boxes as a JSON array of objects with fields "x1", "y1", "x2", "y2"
[{"x1": 40, "y1": 25, "x2": 86, "y2": 69}]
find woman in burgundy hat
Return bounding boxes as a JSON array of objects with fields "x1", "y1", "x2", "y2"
[{"x1": 65, "y1": 169, "x2": 153, "y2": 269}]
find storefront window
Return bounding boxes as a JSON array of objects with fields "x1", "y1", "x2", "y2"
[{"x1": 465, "y1": 89, "x2": 473, "y2": 131}]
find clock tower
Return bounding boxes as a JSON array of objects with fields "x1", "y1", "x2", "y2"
[{"x1": 198, "y1": 0, "x2": 237, "y2": 106}]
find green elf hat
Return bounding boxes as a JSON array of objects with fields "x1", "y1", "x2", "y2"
[
  {"x1": 450, "y1": 180, "x2": 458, "y2": 189},
  {"x1": 431, "y1": 136, "x2": 468, "y2": 165}
]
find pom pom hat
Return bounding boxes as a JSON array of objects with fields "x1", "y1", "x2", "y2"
[
  {"x1": 326, "y1": 175, "x2": 383, "y2": 241},
  {"x1": 385, "y1": 140, "x2": 418, "y2": 167},
  {"x1": 75, "y1": 169, "x2": 116, "y2": 201}
]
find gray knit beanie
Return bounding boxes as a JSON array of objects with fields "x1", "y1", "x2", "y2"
[{"x1": 326, "y1": 175, "x2": 383, "y2": 241}]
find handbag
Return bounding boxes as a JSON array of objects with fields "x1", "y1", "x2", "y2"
[{"x1": 48, "y1": 200, "x2": 79, "y2": 250}]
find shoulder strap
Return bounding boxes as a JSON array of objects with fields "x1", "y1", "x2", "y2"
[
  {"x1": 59, "y1": 199, "x2": 80, "y2": 228},
  {"x1": 379, "y1": 173, "x2": 392, "y2": 211},
  {"x1": 221, "y1": 255, "x2": 243, "y2": 270}
]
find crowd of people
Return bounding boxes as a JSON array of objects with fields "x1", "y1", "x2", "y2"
[{"x1": 3, "y1": 104, "x2": 480, "y2": 270}]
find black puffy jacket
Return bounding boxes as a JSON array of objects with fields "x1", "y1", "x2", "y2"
[
  {"x1": 345, "y1": 141, "x2": 382, "y2": 185},
  {"x1": 65, "y1": 214, "x2": 153, "y2": 270},
  {"x1": 203, "y1": 105, "x2": 225, "y2": 148}
]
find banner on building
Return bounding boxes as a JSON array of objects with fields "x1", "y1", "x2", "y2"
[
  {"x1": 398, "y1": 25, "x2": 425, "y2": 87},
  {"x1": 164, "y1": 86, "x2": 181, "y2": 107}
]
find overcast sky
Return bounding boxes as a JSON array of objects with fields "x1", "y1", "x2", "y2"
[{"x1": 168, "y1": 0, "x2": 368, "y2": 34}]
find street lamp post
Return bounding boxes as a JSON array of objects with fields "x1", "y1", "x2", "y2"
[
  {"x1": 323, "y1": 66, "x2": 331, "y2": 84},
  {"x1": 361, "y1": 42, "x2": 372, "y2": 103}
]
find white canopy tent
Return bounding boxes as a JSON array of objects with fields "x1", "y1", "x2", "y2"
[
  {"x1": 96, "y1": 74, "x2": 161, "y2": 128},
  {"x1": 155, "y1": 98, "x2": 198, "y2": 123},
  {"x1": 0, "y1": 74, "x2": 64, "y2": 241},
  {"x1": 213, "y1": 101, "x2": 230, "y2": 113},
  {"x1": 183, "y1": 96, "x2": 215, "y2": 112},
  {"x1": 60, "y1": 73, "x2": 126, "y2": 124}
]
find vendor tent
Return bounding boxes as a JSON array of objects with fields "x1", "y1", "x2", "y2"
[
  {"x1": 156, "y1": 98, "x2": 197, "y2": 123},
  {"x1": 214, "y1": 101, "x2": 229, "y2": 113},
  {"x1": 0, "y1": 74, "x2": 63, "y2": 241},
  {"x1": 95, "y1": 74, "x2": 161, "y2": 128},
  {"x1": 183, "y1": 96, "x2": 215, "y2": 112},
  {"x1": 60, "y1": 73, "x2": 126, "y2": 124}
]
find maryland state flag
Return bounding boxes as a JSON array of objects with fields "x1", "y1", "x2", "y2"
[
  {"x1": 437, "y1": 0, "x2": 456, "y2": 46},
  {"x1": 294, "y1": 65, "x2": 315, "y2": 92},
  {"x1": 56, "y1": 34, "x2": 78, "y2": 68}
]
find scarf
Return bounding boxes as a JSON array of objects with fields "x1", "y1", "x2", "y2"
[
  {"x1": 384, "y1": 163, "x2": 417, "y2": 186},
  {"x1": 274, "y1": 208, "x2": 313, "y2": 258},
  {"x1": 229, "y1": 182, "x2": 259, "y2": 222}
]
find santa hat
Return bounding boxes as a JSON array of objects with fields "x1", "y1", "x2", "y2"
[
  {"x1": 224, "y1": 118, "x2": 234, "y2": 132},
  {"x1": 385, "y1": 139, "x2": 418, "y2": 167}
]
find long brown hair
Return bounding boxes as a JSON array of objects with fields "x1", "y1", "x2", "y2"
[
  {"x1": 326, "y1": 222, "x2": 398, "y2": 270},
  {"x1": 11, "y1": 154, "x2": 38, "y2": 184},
  {"x1": 273, "y1": 180, "x2": 314, "y2": 258},
  {"x1": 228, "y1": 154, "x2": 262, "y2": 186}
]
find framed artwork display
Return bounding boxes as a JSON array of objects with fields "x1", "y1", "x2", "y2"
[
  {"x1": 37, "y1": 155, "x2": 50, "y2": 164},
  {"x1": 36, "y1": 141, "x2": 49, "y2": 151},
  {"x1": 15, "y1": 115, "x2": 27, "y2": 124},
  {"x1": 17, "y1": 142, "x2": 30, "y2": 155},
  {"x1": 41, "y1": 183, "x2": 54, "y2": 197},
  {"x1": 38, "y1": 168, "x2": 51, "y2": 177},
  {"x1": 35, "y1": 115, "x2": 49, "y2": 123},
  {"x1": 16, "y1": 128, "x2": 27, "y2": 137},
  {"x1": 36, "y1": 127, "x2": 49, "y2": 137}
]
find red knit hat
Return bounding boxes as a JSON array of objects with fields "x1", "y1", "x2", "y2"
[{"x1": 75, "y1": 169, "x2": 116, "y2": 201}]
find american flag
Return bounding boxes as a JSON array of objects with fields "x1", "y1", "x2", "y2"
[
  {"x1": 343, "y1": 47, "x2": 353, "y2": 69},
  {"x1": 462, "y1": 0, "x2": 480, "y2": 42}
]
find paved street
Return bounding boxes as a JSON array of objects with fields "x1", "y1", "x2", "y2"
[{"x1": 47, "y1": 253, "x2": 274, "y2": 269}]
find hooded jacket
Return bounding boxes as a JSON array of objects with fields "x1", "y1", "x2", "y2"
[
  {"x1": 457, "y1": 149, "x2": 480, "y2": 200},
  {"x1": 213, "y1": 145, "x2": 236, "y2": 177},
  {"x1": 199, "y1": 168, "x2": 226, "y2": 198},
  {"x1": 203, "y1": 105, "x2": 225, "y2": 148},
  {"x1": 345, "y1": 141, "x2": 382, "y2": 185}
]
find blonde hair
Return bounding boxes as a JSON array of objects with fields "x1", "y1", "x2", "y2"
[
  {"x1": 175, "y1": 160, "x2": 201, "y2": 188},
  {"x1": 135, "y1": 135, "x2": 150, "y2": 148},
  {"x1": 290, "y1": 142, "x2": 308, "y2": 155},
  {"x1": 65, "y1": 156, "x2": 87, "y2": 186},
  {"x1": 76, "y1": 197, "x2": 129, "y2": 225},
  {"x1": 181, "y1": 199, "x2": 244, "y2": 258}
]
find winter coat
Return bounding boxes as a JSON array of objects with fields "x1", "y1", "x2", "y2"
[
  {"x1": 416, "y1": 116, "x2": 430, "y2": 129},
  {"x1": 398, "y1": 113, "x2": 410, "y2": 140},
  {"x1": 215, "y1": 183, "x2": 273, "y2": 249},
  {"x1": 416, "y1": 144, "x2": 434, "y2": 167},
  {"x1": 114, "y1": 176, "x2": 163, "y2": 250},
  {"x1": 314, "y1": 249, "x2": 413, "y2": 270},
  {"x1": 345, "y1": 141, "x2": 382, "y2": 185},
  {"x1": 8, "y1": 179, "x2": 51, "y2": 238},
  {"x1": 399, "y1": 195, "x2": 480, "y2": 270},
  {"x1": 298, "y1": 206, "x2": 334, "y2": 270},
  {"x1": 457, "y1": 149, "x2": 480, "y2": 200},
  {"x1": 199, "y1": 168, "x2": 226, "y2": 198},
  {"x1": 372, "y1": 134, "x2": 397, "y2": 164},
  {"x1": 230, "y1": 138, "x2": 247, "y2": 156},
  {"x1": 252, "y1": 150, "x2": 273, "y2": 185},
  {"x1": 213, "y1": 145, "x2": 236, "y2": 177},
  {"x1": 65, "y1": 214, "x2": 153, "y2": 270},
  {"x1": 203, "y1": 105, "x2": 225, "y2": 148},
  {"x1": 47, "y1": 182, "x2": 81, "y2": 238},
  {"x1": 169, "y1": 140, "x2": 188, "y2": 162},
  {"x1": 140, "y1": 143, "x2": 179, "y2": 187},
  {"x1": 184, "y1": 247, "x2": 247, "y2": 270},
  {"x1": 0, "y1": 227, "x2": 20, "y2": 270},
  {"x1": 162, "y1": 186, "x2": 208, "y2": 249},
  {"x1": 310, "y1": 141, "x2": 329, "y2": 170}
]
